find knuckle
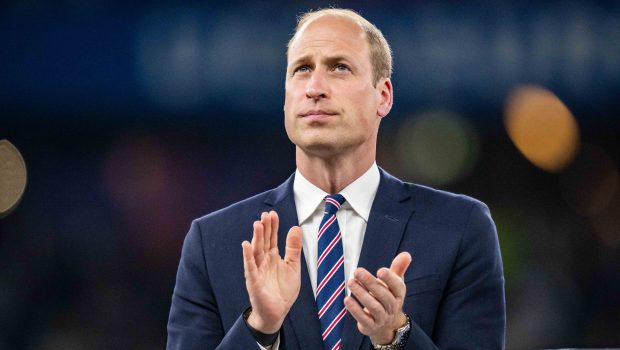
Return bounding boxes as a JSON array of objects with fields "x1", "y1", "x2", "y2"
[
  {"x1": 380, "y1": 314, "x2": 389, "y2": 325},
  {"x1": 373, "y1": 310, "x2": 383, "y2": 323},
  {"x1": 357, "y1": 323, "x2": 367, "y2": 333}
]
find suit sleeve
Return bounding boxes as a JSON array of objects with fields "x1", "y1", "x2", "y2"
[
  {"x1": 405, "y1": 201, "x2": 506, "y2": 350},
  {"x1": 167, "y1": 220, "x2": 261, "y2": 350}
]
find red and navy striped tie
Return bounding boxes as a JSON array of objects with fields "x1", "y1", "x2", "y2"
[{"x1": 316, "y1": 194, "x2": 347, "y2": 350}]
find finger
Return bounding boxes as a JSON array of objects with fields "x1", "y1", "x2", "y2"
[
  {"x1": 270, "y1": 211, "x2": 279, "y2": 251},
  {"x1": 389, "y1": 252, "x2": 412, "y2": 278},
  {"x1": 284, "y1": 226, "x2": 302, "y2": 266},
  {"x1": 261, "y1": 212, "x2": 271, "y2": 254},
  {"x1": 348, "y1": 278, "x2": 387, "y2": 324},
  {"x1": 377, "y1": 268, "x2": 407, "y2": 300},
  {"x1": 344, "y1": 295, "x2": 375, "y2": 332},
  {"x1": 354, "y1": 268, "x2": 388, "y2": 292},
  {"x1": 354, "y1": 268, "x2": 395, "y2": 314},
  {"x1": 242, "y1": 241, "x2": 258, "y2": 281},
  {"x1": 252, "y1": 220, "x2": 265, "y2": 266}
]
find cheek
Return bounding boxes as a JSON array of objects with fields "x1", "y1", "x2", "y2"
[
  {"x1": 283, "y1": 109, "x2": 294, "y2": 133},
  {"x1": 283, "y1": 108, "x2": 300, "y2": 144},
  {"x1": 285, "y1": 80, "x2": 305, "y2": 99},
  {"x1": 346, "y1": 89, "x2": 377, "y2": 119},
  {"x1": 283, "y1": 89, "x2": 295, "y2": 122}
]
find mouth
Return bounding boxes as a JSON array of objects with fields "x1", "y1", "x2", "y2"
[{"x1": 300, "y1": 110, "x2": 337, "y2": 121}]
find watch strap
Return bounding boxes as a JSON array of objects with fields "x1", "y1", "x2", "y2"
[{"x1": 372, "y1": 314, "x2": 411, "y2": 350}]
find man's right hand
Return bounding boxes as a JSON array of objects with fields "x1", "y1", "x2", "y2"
[{"x1": 241, "y1": 211, "x2": 303, "y2": 333}]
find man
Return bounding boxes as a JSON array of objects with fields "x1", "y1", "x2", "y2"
[{"x1": 167, "y1": 8, "x2": 505, "y2": 350}]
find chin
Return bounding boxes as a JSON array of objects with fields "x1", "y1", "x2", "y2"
[
  {"x1": 298, "y1": 140, "x2": 339, "y2": 156},
  {"x1": 299, "y1": 137, "x2": 358, "y2": 159}
]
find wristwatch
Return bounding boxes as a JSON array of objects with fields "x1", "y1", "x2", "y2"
[{"x1": 371, "y1": 314, "x2": 411, "y2": 350}]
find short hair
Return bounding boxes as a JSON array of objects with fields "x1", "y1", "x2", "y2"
[{"x1": 287, "y1": 8, "x2": 393, "y2": 85}]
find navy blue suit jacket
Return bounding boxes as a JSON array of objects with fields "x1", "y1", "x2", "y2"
[{"x1": 167, "y1": 169, "x2": 505, "y2": 349}]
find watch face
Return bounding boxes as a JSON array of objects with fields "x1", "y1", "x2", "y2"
[{"x1": 394, "y1": 315, "x2": 412, "y2": 347}]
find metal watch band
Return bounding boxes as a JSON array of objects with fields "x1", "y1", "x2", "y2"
[{"x1": 372, "y1": 314, "x2": 412, "y2": 350}]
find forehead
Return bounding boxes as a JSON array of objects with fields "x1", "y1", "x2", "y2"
[{"x1": 287, "y1": 15, "x2": 370, "y2": 62}]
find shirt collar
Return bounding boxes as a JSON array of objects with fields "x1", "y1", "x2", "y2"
[{"x1": 293, "y1": 162, "x2": 380, "y2": 224}]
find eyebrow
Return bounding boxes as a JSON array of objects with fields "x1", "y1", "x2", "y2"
[{"x1": 288, "y1": 54, "x2": 355, "y2": 69}]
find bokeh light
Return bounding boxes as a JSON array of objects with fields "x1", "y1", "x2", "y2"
[
  {"x1": 559, "y1": 144, "x2": 619, "y2": 217},
  {"x1": 396, "y1": 110, "x2": 479, "y2": 186},
  {"x1": 0, "y1": 139, "x2": 27, "y2": 218},
  {"x1": 137, "y1": 10, "x2": 211, "y2": 110},
  {"x1": 504, "y1": 85, "x2": 580, "y2": 172},
  {"x1": 102, "y1": 132, "x2": 188, "y2": 269},
  {"x1": 102, "y1": 133, "x2": 171, "y2": 211},
  {"x1": 3, "y1": 2, "x2": 620, "y2": 349}
]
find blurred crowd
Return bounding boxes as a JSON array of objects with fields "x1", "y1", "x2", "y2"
[{"x1": 1, "y1": 1, "x2": 619, "y2": 349}]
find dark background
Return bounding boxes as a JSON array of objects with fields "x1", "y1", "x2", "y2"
[{"x1": 1, "y1": 1, "x2": 619, "y2": 349}]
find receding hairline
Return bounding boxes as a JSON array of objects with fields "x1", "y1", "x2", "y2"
[
  {"x1": 286, "y1": 8, "x2": 393, "y2": 83},
  {"x1": 287, "y1": 10, "x2": 369, "y2": 55}
]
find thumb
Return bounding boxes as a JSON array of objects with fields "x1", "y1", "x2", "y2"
[
  {"x1": 389, "y1": 252, "x2": 412, "y2": 278},
  {"x1": 284, "y1": 226, "x2": 303, "y2": 265}
]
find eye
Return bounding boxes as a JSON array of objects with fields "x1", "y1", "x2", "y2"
[
  {"x1": 293, "y1": 65, "x2": 311, "y2": 74},
  {"x1": 334, "y1": 63, "x2": 351, "y2": 72}
]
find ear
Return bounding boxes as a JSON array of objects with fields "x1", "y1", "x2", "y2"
[{"x1": 376, "y1": 78, "x2": 393, "y2": 118}]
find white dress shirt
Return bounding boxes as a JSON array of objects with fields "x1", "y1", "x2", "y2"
[
  {"x1": 259, "y1": 163, "x2": 380, "y2": 350},
  {"x1": 294, "y1": 163, "x2": 380, "y2": 296}
]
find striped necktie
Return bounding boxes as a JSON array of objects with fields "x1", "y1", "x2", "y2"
[{"x1": 316, "y1": 194, "x2": 347, "y2": 350}]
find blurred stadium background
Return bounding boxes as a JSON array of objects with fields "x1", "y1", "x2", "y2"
[{"x1": 1, "y1": 1, "x2": 619, "y2": 349}]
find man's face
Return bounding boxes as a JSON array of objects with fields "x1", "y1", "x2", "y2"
[{"x1": 284, "y1": 16, "x2": 391, "y2": 158}]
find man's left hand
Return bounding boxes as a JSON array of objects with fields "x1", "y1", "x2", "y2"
[{"x1": 344, "y1": 252, "x2": 412, "y2": 345}]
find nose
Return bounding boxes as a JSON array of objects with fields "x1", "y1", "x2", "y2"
[{"x1": 305, "y1": 70, "x2": 328, "y2": 100}]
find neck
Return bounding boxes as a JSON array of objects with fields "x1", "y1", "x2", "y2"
[{"x1": 296, "y1": 147, "x2": 376, "y2": 194}]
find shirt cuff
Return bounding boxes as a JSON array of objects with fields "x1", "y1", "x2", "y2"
[{"x1": 242, "y1": 307, "x2": 280, "y2": 347}]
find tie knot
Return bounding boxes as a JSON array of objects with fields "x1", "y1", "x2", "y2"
[{"x1": 324, "y1": 194, "x2": 346, "y2": 215}]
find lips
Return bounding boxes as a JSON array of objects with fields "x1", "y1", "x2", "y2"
[{"x1": 300, "y1": 110, "x2": 337, "y2": 121}]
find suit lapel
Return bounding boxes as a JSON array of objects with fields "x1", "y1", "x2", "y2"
[
  {"x1": 265, "y1": 169, "x2": 415, "y2": 350},
  {"x1": 341, "y1": 169, "x2": 415, "y2": 350},
  {"x1": 265, "y1": 174, "x2": 324, "y2": 350}
]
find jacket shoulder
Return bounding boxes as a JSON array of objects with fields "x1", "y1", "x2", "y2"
[
  {"x1": 409, "y1": 182, "x2": 485, "y2": 209},
  {"x1": 395, "y1": 177, "x2": 489, "y2": 226},
  {"x1": 380, "y1": 167, "x2": 485, "y2": 212}
]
